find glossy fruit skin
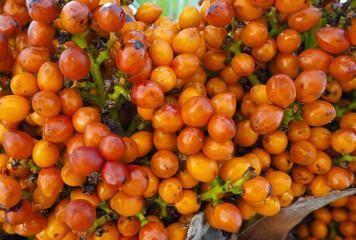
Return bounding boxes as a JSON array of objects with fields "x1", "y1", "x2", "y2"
[
  {"x1": 32, "y1": 90, "x2": 61, "y2": 118},
  {"x1": 213, "y1": 202, "x2": 242, "y2": 232},
  {"x1": 186, "y1": 152, "x2": 219, "y2": 183},
  {"x1": 70, "y1": 146, "x2": 105, "y2": 176},
  {"x1": 3, "y1": 130, "x2": 34, "y2": 159},
  {"x1": 302, "y1": 100, "x2": 336, "y2": 127},
  {"x1": 294, "y1": 69, "x2": 327, "y2": 103},
  {"x1": 152, "y1": 104, "x2": 184, "y2": 133},
  {"x1": 177, "y1": 127, "x2": 204, "y2": 155},
  {"x1": 250, "y1": 104, "x2": 284, "y2": 135},
  {"x1": 220, "y1": 157, "x2": 251, "y2": 182},
  {"x1": 326, "y1": 166, "x2": 351, "y2": 190},
  {"x1": 0, "y1": 95, "x2": 30, "y2": 123},
  {"x1": 60, "y1": 1, "x2": 92, "y2": 34},
  {"x1": 28, "y1": 0, "x2": 57, "y2": 24},
  {"x1": 139, "y1": 221, "x2": 169, "y2": 240},
  {"x1": 288, "y1": 6, "x2": 321, "y2": 32},
  {"x1": 37, "y1": 166, "x2": 64, "y2": 197},
  {"x1": 43, "y1": 115, "x2": 74, "y2": 143},
  {"x1": 266, "y1": 74, "x2": 296, "y2": 108},
  {"x1": 109, "y1": 190, "x2": 143, "y2": 217},
  {"x1": 174, "y1": 190, "x2": 201, "y2": 215},
  {"x1": 329, "y1": 55, "x2": 356, "y2": 82},
  {"x1": 265, "y1": 171, "x2": 292, "y2": 196},
  {"x1": 242, "y1": 176, "x2": 271, "y2": 202},
  {"x1": 117, "y1": 40, "x2": 148, "y2": 75},
  {"x1": 316, "y1": 27, "x2": 351, "y2": 54},
  {"x1": 172, "y1": 27, "x2": 201, "y2": 54},
  {"x1": 298, "y1": 48, "x2": 333, "y2": 73},
  {"x1": 121, "y1": 165, "x2": 148, "y2": 196},
  {"x1": 158, "y1": 177, "x2": 183, "y2": 204},
  {"x1": 101, "y1": 161, "x2": 129, "y2": 189},
  {"x1": 99, "y1": 134, "x2": 126, "y2": 161},
  {"x1": 170, "y1": 53, "x2": 200, "y2": 79},
  {"x1": 5, "y1": 200, "x2": 32, "y2": 225},
  {"x1": 17, "y1": 47, "x2": 50, "y2": 73},
  {"x1": 64, "y1": 199, "x2": 96, "y2": 232},
  {"x1": 275, "y1": 0, "x2": 310, "y2": 14},
  {"x1": 181, "y1": 96, "x2": 215, "y2": 127},
  {"x1": 58, "y1": 88, "x2": 83, "y2": 117},
  {"x1": 130, "y1": 80, "x2": 164, "y2": 109},
  {"x1": 205, "y1": 1, "x2": 234, "y2": 27},
  {"x1": 150, "y1": 150, "x2": 179, "y2": 178},
  {"x1": 59, "y1": 46, "x2": 91, "y2": 80},
  {"x1": 207, "y1": 114, "x2": 236, "y2": 142},
  {"x1": 290, "y1": 140, "x2": 317, "y2": 165},
  {"x1": 14, "y1": 211, "x2": 47, "y2": 235},
  {"x1": 0, "y1": 177, "x2": 22, "y2": 209},
  {"x1": 231, "y1": 53, "x2": 255, "y2": 76},
  {"x1": 97, "y1": 3, "x2": 126, "y2": 32}
]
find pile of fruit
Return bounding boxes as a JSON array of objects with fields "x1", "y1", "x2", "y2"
[
  {"x1": 296, "y1": 195, "x2": 356, "y2": 239},
  {"x1": 0, "y1": 0, "x2": 355, "y2": 239}
]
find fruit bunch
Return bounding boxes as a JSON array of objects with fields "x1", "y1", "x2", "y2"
[
  {"x1": 0, "y1": 0, "x2": 355, "y2": 239},
  {"x1": 296, "y1": 194, "x2": 356, "y2": 239}
]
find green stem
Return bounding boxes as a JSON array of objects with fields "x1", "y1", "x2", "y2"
[
  {"x1": 153, "y1": 195, "x2": 172, "y2": 220},
  {"x1": 87, "y1": 201, "x2": 119, "y2": 233},
  {"x1": 108, "y1": 85, "x2": 130, "y2": 101},
  {"x1": 327, "y1": 74, "x2": 333, "y2": 83},
  {"x1": 332, "y1": 154, "x2": 356, "y2": 166},
  {"x1": 22, "y1": 191, "x2": 33, "y2": 199},
  {"x1": 88, "y1": 215, "x2": 108, "y2": 233},
  {"x1": 229, "y1": 40, "x2": 242, "y2": 56},
  {"x1": 310, "y1": 0, "x2": 317, "y2": 5},
  {"x1": 135, "y1": 206, "x2": 150, "y2": 227},
  {"x1": 72, "y1": 31, "x2": 108, "y2": 107},
  {"x1": 200, "y1": 168, "x2": 256, "y2": 207},
  {"x1": 281, "y1": 102, "x2": 304, "y2": 129},
  {"x1": 20, "y1": 159, "x2": 41, "y2": 173},
  {"x1": 96, "y1": 41, "x2": 114, "y2": 65},
  {"x1": 338, "y1": 16, "x2": 346, "y2": 28},
  {"x1": 246, "y1": 213, "x2": 261, "y2": 227},
  {"x1": 266, "y1": 7, "x2": 286, "y2": 37},
  {"x1": 248, "y1": 74, "x2": 260, "y2": 86},
  {"x1": 301, "y1": 15, "x2": 327, "y2": 49},
  {"x1": 75, "y1": 89, "x2": 103, "y2": 108},
  {"x1": 108, "y1": 103, "x2": 126, "y2": 137},
  {"x1": 74, "y1": 81, "x2": 97, "y2": 90},
  {"x1": 334, "y1": 101, "x2": 356, "y2": 118},
  {"x1": 126, "y1": 113, "x2": 150, "y2": 137},
  {"x1": 350, "y1": 0, "x2": 356, "y2": 10},
  {"x1": 134, "y1": 157, "x2": 151, "y2": 166},
  {"x1": 328, "y1": 222, "x2": 337, "y2": 240}
]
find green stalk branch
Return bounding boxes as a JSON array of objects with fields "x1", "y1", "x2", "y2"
[
  {"x1": 73, "y1": 81, "x2": 97, "y2": 90},
  {"x1": 75, "y1": 89, "x2": 103, "y2": 108},
  {"x1": 126, "y1": 113, "x2": 151, "y2": 137},
  {"x1": 266, "y1": 7, "x2": 286, "y2": 37},
  {"x1": 108, "y1": 85, "x2": 130, "y2": 101},
  {"x1": 200, "y1": 168, "x2": 256, "y2": 207},
  {"x1": 87, "y1": 201, "x2": 119, "y2": 233},
  {"x1": 248, "y1": 74, "x2": 260, "y2": 86},
  {"x1": 20, "y1": 159, "x2": 41, "y2": 173},
  {"x1": 72, "y1": 31, "x2": 113, "y2": 107},
  {"x1": 135, "y1": 206, "x2": 150, "y2": 227},
  {"x1": 332, "y1": 154, "x2": 356, "y2": 166},
  {"x1": 281, "y1": 102, "x2": 304, "y2": 129},
  {"x1": 334, "y1": 101, "x2": 356, "y2": 118},
  {"x1": 229, "y1": 40, "x2": 242, "y2": 56},
  {"x1": 153, "y1": 195, "x2": 172, "y2": 220},
  {"x1": 301, "y1": 14, "x2": 327, "y2": 49}
]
